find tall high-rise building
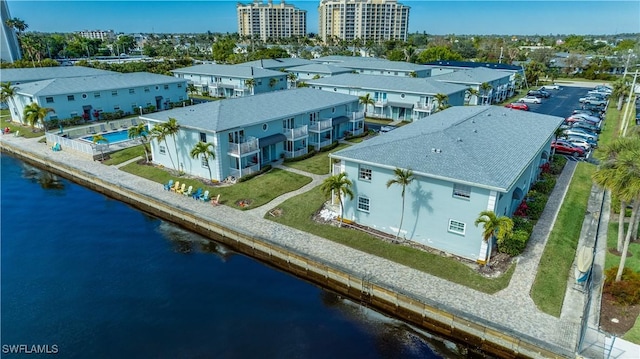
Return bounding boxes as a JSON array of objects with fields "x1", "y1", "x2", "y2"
[
  {"x1": 318, "y1": 0, "x2": 410, "y2": 43},
  {"x1": 237, "y1": 0, "x2": 307, "y2": 42},
  {"x1": 0, "y1": 0, "x2": 22, "y2": 63},
  {"x1": 77, "y1": 30, "x2": 116, "y2": 42}
]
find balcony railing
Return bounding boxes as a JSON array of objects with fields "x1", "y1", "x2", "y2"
[
  {"x1": 413, "y1": 102, "x2": 434, "y2": 112},
  {"x1": 374, "y1": 99, "x2": 388, "y2": 106},
  {"x1": 284, "y1": 148, "x2": 308, "y2": 159},
  {"x1": 227, "y1": 137, "x2": 259, "y2": 156},
  {"x1": 310, "y1": 138, "x2": 332, "y2": 150},
  {"x1": 351, "y1": 110, "x2": 365, "y2": 121},
  {"x1": 229, "y1": 163, "x2": 260, "y2": 179},
  {"x1": 284, "y1": 125, "x2": 308, "y2": 141},
  {"x1": 309, "y1": 119, "x2": 332, "y2": 132}
]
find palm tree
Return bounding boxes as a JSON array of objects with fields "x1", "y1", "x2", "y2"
[
  {"x1": 128, "y1": 122, "x2": 150, "y2": 163},
  {"x1": 465, "y1": 88, "x2": 479, "y2": 105},
  {"x1": 244, "y1": 78, "x2": 256, "y2": 95},
  {"x1": 474, "y1": 210, "x2": 514, "y2": 265},
  {"x1": 287, "y1": 72, "x2": 297, "y2": 89},
  {"x1": 190, "y1": 141, "x2": 216, "y2": 182},
  {"x1": 480, "y1": 82, "x2": 493, "y2": 105},
  {"x1": 611, "y1": 78, "x2": 631, "y2": 111},
  {"x1": 164, "y1": 118, "x2": 181, "y2": 171},
  {"x1": 386, "y1": 168, "x2": 415, "y2": 242},
  {"x1": 268, "y1": 77, "x2": 277, "y2": 89},
  {"x1": 434, "y1": 93, "x2": 450, "y2": 111},
  {"x1": 23, "y1": 102, "x2": 54, "y2": 131},
  {"x1": 92, "y1": 134, "x2": 109, "y2": 161},
  {"x1": 320, "y1": 173, "x2": 354, "y2": 227},
  {"x1": 187, "y1": 83, "x2": 197, "y2": 96},
  {"x1": 408, "y1": 71, "x2": 418, "y2": 78},
  {"x1": 1, "y1": 82, "x2": 17, "y2": 121},
  {"x1": 359, "y1": 93, "x2": 375, "y2": 118},
  {"x1": 151, "y1": 122, "x2": 177, "y2": 171}
]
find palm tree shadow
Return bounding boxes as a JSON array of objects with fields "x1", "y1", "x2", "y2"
[{"x1": 409, "y1": 182, "x2": 433, "y2": 239}]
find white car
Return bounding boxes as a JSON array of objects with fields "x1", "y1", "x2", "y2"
[
  {"x1": 565, "y1": 137, "x2": 592, "y2": 151},
  {"x1": 541, "y1": 83, "x2": 561, "y2": 90},
  {"x1": 518, "y1": 96, "x2": 542, "y2": 104}
]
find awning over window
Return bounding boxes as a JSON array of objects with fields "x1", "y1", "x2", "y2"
[
  {"x1": 387, "y1": 101, "x2": 414, "y2": 109},
  {"x1": 332, "y1": 116, "x2": 350, "y2": 125},
  {"x1": 259, "y1": 133, "x2": 287, "y2": 147}
]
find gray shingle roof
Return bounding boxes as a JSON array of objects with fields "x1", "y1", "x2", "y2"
[
  {"x1": 141, "y1": 88, "x2": 358, "y2": 132},
  {"x1": 287, "y1": 64, "x2": 353, "y2": 75},
  {"x1": 307, "y1": 73, "x2": 468, "y2": 95},
  {"x1": 171, "y1": 64, "x2": 283, "y2": 78},
  {"x1": 14, "y1": 72, "x2": 185, "y2": 96},
  {"x1": 431, "y1": 67, "x2": 513, "y2": 84},
  {"x1": 237, "y1": 58, "x2": 315, "y2": 69},
  {"x1": 0, "y1": 66, "x2": 115, "y2": 84},
  {"x1": 313, "y1": 55, "x2": 430, "y2": 72},
  {"x1": 331, "y1": 106, "x2": 564, "y2": 191}
]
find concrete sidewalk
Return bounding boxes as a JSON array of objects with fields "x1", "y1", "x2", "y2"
[{"x1": 0, "y1": 134, "x2": 611, "y2": 357}]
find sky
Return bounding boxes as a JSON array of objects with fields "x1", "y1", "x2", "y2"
[{"x1": 6, "y1": 0, "x2": 640, "y2": 36}]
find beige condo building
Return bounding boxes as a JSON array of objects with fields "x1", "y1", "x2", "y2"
[
  {"x1": 318, "y1": 0, "x2": 410, "y2": 43},
  {"x1": 237, "y1": 0, "x2": 307, "y2": 42}
]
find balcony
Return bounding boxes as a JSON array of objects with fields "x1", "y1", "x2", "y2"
[
  {"x1": 229, "y1": 163, "x2": 260, "y2": 179},
  {"x1": 227, "y1": 137, "x2": 259, "y2": 157},
  {"x1": 374, "y1": 98, "x2": 388, "y2": 107},
  {"x1": 309, "y1": 119, "x2": 332, "y2": 133},
  {"x1": 413, "y1": 102, "x2": 434, "y2": 113},
  {"x1": 350, "y1": 110, "x2": 365, "y2": 122},
  {"x1": 284, "y1": 125, "x2": 308, "y2": 141}
]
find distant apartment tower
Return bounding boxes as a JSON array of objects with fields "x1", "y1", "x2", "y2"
[
  {"x1": 237, "y1": 0, "x2": 307, "y2": 42},
  {"x1": 77, "y1": 29, "x2": 115, "y2": 41},
  {"x1": 0, "y1": 0, "x2": 21, "y2": 63},
  {"x1": 318, "y1": 0, "x2": 410, "y2": 43}
]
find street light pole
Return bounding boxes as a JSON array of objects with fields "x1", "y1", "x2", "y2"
[
  {"x1": 621, "y1": 68, "x2": 638, "y2": 137},
  {"x1": 623, "y1": 49, "x2": 633, "y2": 80}
]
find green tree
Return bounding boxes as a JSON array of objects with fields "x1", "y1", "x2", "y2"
[
  {"x1": 92, "y1": 134, "x2": 109, "y2": 161},
  {"x1": 151, "y1": 120, "x2": 178, "y2": 171},
  {"x1": 434, "y1": 93, "x2": 450, "y2": 111},
  {"x1": 128, "y1": 122, "x2": 151, "y2": 163},
  {"x1": 465, "y1": 87, "x2": 479, "y2": 105},
  {"x1": 524, "y1": 61, "x2": 546, "y2": 87},
  {"x1": 244, "y1": 78, "x2": 256, "y2": 95},
  {"x1": 287, "y1": 72, "x2": 297, "y2": 89},
  {"x1": 268, "y1": 77, "x2": 277, "y2": 88},
  {"x1": 480, "y1": 82, "x2": 493, "y2": 105},
  {"x1": 386, "y1": 168, "x2": 415, "y2": 241},
  {"x1": 417, "y1": 46, "x2": 463, "y2": 63},
  {"x1": 187, "y1": 83, "x2": 197, "y2": 96},
  {"x1": 211, "y1": 37, "x2": 236, "y2": 63},
  {"x1": 320, "y1": 172, "x2": 354, "y2": 227},
  {"x1": 358, "y1": 93, "x2": 375, "y2": 117},
  {"x1": 474, "y1": 210, "x2": 514, "y2": 265},
  {"x1": 23, "y1": 102, "x2": 54, "y2": 131},
  {"x1": 1, "y1": 82, "x2": 18, "y2": 121},
  {"x1": 611, "y1": 78, "x2": 631, "y2": 111},
  {"x1": 190, "y1": 141, "x2": 216, "y2": 182}
]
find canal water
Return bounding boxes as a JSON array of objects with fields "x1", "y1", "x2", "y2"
[{"x1": 1, "y1": 154, "x2": 465, "y2": 358}]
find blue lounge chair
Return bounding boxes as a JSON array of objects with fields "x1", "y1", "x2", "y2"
[
  {"x1": 199, "y1": 190, "x2": 211, "y2": 202},
  {"x1": 163, "y1": 179, "x2": 174, "y2": 191},
  {"x1": 191, "y1": 188, "x2": 203, "y2": 200}
]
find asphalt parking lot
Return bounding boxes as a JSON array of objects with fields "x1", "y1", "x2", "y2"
[{"x1": 522, "y1": 85, "x2": 593, "y2": 118}]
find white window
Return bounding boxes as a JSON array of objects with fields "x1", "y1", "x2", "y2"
[
  {"x1": 357, "y1": 196, "x2": 370, "y2": 212},
  {"x1": 45, "y1": 97, "x2": 54, "y2": 103},
  {"x1": 453, "y1": 184, "x2": 471, "y2": 199},
  {"x1": 448, "y1": 220, "x2": 466, "y2": 235},
  {"x1": 159, "y1": 145, "x2": 166, "y2": 154},
  {"x1": 358, "y1": 165, "x2": 372, "y2": 181}
]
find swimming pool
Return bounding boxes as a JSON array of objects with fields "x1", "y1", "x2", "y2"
[{"x1": 81, "y1": 128, "x2": 148, "y2": 144}]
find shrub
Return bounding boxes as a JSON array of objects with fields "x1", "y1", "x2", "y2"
[
  {"x1": 531, "y1": 173, "x2": 556, "y2": 195},
  {"x1": 525, "y1": 190, "x2": 548, "y2": 220},
  {"x1": 550, "y1": 155, "x2": 567, "y2": 175},
  {"x1": 498, "y1": 229, "x2": 530, "y2": 256},
  {"x1": 319, "y1": 141, "x2": 340, "y2": 152},
  {"x1": 283, "y1": 151, "x2": 316, "y2": 163},
  {"x1": 237, "y1": 165, "x2": 272, "y2": 183},
  {"x1": 603, "y1": 267, "x2": 640, "y2": 305},
  {"x1": 512, "y1": 215, "x2": 534, "y2": 234},
  {"x1": 514, "y1": 200, "x2": 529, "y2": 217}
]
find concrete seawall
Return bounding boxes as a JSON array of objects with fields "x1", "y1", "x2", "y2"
[{"x1": 1, "y1": 140, "x2": 571, "y2": 359}]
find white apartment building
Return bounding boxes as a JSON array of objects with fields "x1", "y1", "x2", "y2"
[
  {"x1": 318, "y1": 0, "x2": 410, "y2": 43},
  {"x1": 237, "y1": 0, "x2": 307, "y2": 42},
  {"x1": 77, "y1": 29, "x2": 115, "y2": 42}
]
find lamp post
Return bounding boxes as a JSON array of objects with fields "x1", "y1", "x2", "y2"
[
  {"x1": 139, "y1": 106, "x2": 143, "y2": 116},
  {"x1": 621, "y1": 68, "x2": 638, "y2": 137},
  {"x1": 623, "y1": 49, "x2": 633, "y2": 80}
]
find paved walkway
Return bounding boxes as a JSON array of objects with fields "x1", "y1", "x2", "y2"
[{"x1": 0, "y1": 134, "x2": 610, "y2": 357}]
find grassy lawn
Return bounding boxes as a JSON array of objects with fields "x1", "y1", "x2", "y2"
[
  {"x1": 119, "y1": 162, "x2": 311, "y2": 210},
  {"x1": 265, "y1": 185, "x2": 515, "y2": 294},
  {"x1": 531, "y1": 162, "x2": 596, "y2": 316},
  {"x1": 595, "y1": 104, "x2": 623, "y2": 152},
  {"x1": 283, "y1": 143, "x2": 350, "y2": 175},
  {"x1": 1, "y1": 116, "x2": 45, "y2": 139},
  {"x1": 364, "y1": 118, "x2": 394, "y2": 125},
  {"x1": 102, "y1": 145, "x2": 146, "y2": 166}
]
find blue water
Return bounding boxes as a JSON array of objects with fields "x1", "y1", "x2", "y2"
[
  {"x1": 0, "y1": 154, "x2": 455, "y2": 358},
  {"x1": 81, "y1": 129, "x2": 147, "y2": 144}
]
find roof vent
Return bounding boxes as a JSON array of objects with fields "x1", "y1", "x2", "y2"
[
  {"x1": 436, "y1": 148, "x2": 442, "y2": 153},
  {"x1": 471, "y1": 119, "x2": 476, "y2": 123},
  {"x1": 431, "y1": 148, "x2": 436, "y2": 152},
  {"x1": 473, "y1": 129, "x2": 478, "y2": 133},
  {"x1": 457, "y1": 137, "x2": 462, "y2": 142}
]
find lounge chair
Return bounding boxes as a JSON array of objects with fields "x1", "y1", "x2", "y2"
[
  {"x1": 199, "y1": 190, "x2": 211, "y2": 202},
  {"x1": 120, "y1": 121, "x2": 128, "y2": 129},
  {"x1": 191, "y1": 188, "x2": 203, "y2": 200},
  {"x1": 175, "y1": 183, "x2": 186, "y2": 194},
  {"x1": 170, "y1": 181, "x2": 180, "y2": 192},
  {"x1": 110, "y1": 122, "x2": 117, "y2": 131},
  {"x1": 131, "y1": 118, "x2": 138, "y2": 126},
  {"x1": 100, "y1": 124, "x2": 107, "y2": 132},
  {"x1": 163, "y1": 179, "x2": 174, "y2": 191},
  {"x1": 183, "y1": 185, "x2": 193, "y2": 197},
  {"x1": 211, "y1": 194, "x2": 221, "y2": 206},
  {"x1": 88, "y1": 126, "x2": 97, "y2": 134}
]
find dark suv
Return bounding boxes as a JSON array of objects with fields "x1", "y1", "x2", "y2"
[{"x1": 527, "y1": 90, "x2": 548, "y2": 98}]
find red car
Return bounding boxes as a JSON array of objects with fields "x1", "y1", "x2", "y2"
[
  {"x1": 552, "y1": 140, "x2": 585, "y2": 157},
  {"x1": 505, "y1": 102, "x2": 529, "y2": 111}
]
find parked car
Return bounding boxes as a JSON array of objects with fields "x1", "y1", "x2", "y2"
[
  {"x1": 570, "y1": 113, "x2": 602, "y2": 125},
  {"x1": 527, "y1": 90, "x2": 547, "y2": 98},
  {"x1": 565, "y1": 137, "x2": 592, "y2": 151},
  {"x1": 380, "y1": 125, "x2": 397, "y2": 133},
  {"x1": 564, "y1": 129, "x2": 598, "y2": 141},
  {"x1": 582, "y1": 103, "x2": 606, "y2": 113},
  {"x1": 572, "y1": 109, "x2": 603, "y2": 119},
  {"x1": 538, "y1": 89, "x2": 551, "y2": 98},
  {"x1": 504, "y1": 102, "x2": 529, "y2": 111},
  {"x1": 552, "y1": 140, "x2": 585, "y2": 157},
  {"x1": 541, "y1": 83, "x2": 561, "y2": 90},
  {"x1": 587, "y1": 90, "x2": 611, "y2": 98},
  {"x1": 571, "y1": 122, "x2": 601, "y2": 134},
  {"x1": 566, "y1": 134, "x2": 598, "y2": 149},
  {"x1": 565, "y1": 116, "x2": 600, "y2": 126},
  {"x1": 519, "y1": 96, "x2": 542, "y2": 104},
  {"x1": 579, "y1": 96, "x2": 608, "y2": 107},
  {"x1": 594, "y1": 85, "x2": 612, "y2": 94}
]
